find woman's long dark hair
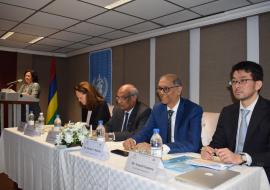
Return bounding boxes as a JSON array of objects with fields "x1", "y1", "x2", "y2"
[{"x1": 74, "y1": 81, "x2": 104, "y2": 110}]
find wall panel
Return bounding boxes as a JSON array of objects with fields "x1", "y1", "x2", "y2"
[
  {"x1": 200, "y1": 19, "x2": 246, "y2": 112},
  {"x1": 155, "y1": 31, "x2": 189, "y2": 99},
  {"x1": 259, "y1": 12, "x2": 270, "y2": 100}
]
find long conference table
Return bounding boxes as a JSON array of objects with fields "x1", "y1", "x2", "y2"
[{"x1": 1, "y1": 128, "x2": 270, "y2": 190}]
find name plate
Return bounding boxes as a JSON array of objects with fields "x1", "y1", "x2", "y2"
[
  {"x1": 24, "y1": 125, "x2": 40, "y2": 137},
  {"x1": 18, "y1": 122, "x2": 27, "y2": 132},
  {"x1": 125, "y1": 151, "x2": 161, "y2": 179},
  {"x1": 81, "y1": 139, "x2": 109, "y2": 160},
  {"x1": 46, "y1": 130, "x2": 60, "y2": 144}
]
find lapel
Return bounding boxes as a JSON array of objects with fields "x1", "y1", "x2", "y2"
[
  {"x1": 174, "y1": 98, "x2": 185, "y2": 136},
  {"x1": 244, "y1": 96, "x2": 267, "y2": 146},
  {"x1": 126, "y1": 102, "x2": 139, "y2": 130},
  {"x1": 230, "y1": 103, "x2": 240, "y2": 149}
]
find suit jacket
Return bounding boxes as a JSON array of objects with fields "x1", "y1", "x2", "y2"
[
  {"x1": 82, "y1": 101, "x2": 111, "y2": 130},
  {"x1": 18, "y1": 82, "x2": 41, "y2": 120},
  {"x1": 133, "y1": 97, "x2": 203, "y2": 153},
  {"x1": 107, "y1": 101, "x2": 151, "y2": 141},
  {"x1": 210, "y1": 96, "x2": 270, "y2": 182}
]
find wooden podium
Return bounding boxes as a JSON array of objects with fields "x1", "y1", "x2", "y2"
[{"x1": 0, "y1": 91, "x2": 39, "y2": 134}]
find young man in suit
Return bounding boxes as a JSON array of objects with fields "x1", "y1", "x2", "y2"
[
  {"x1": 106, "y1": 84, "x2": 151, "y2": 141},
  {"x1": 123, "y1": 74, "x2": 203, "y2": 154},
  {"x1": 201, "y1": 61, "x2": 270, "y2": 182}
]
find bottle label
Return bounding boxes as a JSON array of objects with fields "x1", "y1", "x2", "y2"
[
  {"x1": 151, "y1": 147, "x2": 162, "y2": 158},
  {"x1": 28, "y1": 121, "x2": 34, "y2": 126}
]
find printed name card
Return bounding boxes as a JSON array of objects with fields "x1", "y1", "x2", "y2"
[
  {"x1": 46, "y1": 130, "x2": 59, "y2": 144},
  {"x1": 125, "y1": 151, "x2": 161, "y2": 179},
  {"x1": 81, "y1": 139, "x2": 109, "y2": 160},
  {"x1": 24, "y1": 125, "x2": 40, "y2": 137}
]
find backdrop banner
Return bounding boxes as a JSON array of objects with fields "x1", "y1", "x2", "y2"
[{"x1": 89, "y1": 49, "x2": 112, "y2": 104}]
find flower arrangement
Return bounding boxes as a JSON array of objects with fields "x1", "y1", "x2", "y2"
[{"x1": 55, "y1": 122, "x2": 89, "y2": 147}]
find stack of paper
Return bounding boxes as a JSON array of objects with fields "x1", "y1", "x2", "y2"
[{"x1": 187, "y1": 158, "x2": 234, "y2": 170}]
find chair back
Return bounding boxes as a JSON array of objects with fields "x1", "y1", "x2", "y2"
[{"x1": 201, "y1": 112, "x2": 220, "y2": 146}]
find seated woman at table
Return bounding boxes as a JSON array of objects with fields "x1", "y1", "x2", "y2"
[
  {"x1": 74, "y1": 81, "x2": 111, "y2": 130},
  {"x1": 18, "y1": 69, "x2": 41, "y2": 120}
]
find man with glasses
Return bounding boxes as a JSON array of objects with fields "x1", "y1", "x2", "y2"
[
  {"x1": 106, "y1": 84, "x2": 151, "y2": 141},
  {"x1": 201, "y1": 61, "x2": 270, "y2": 182},
  {"x1": 123, "y1": 74, "x2": 203, "y2": 154}
]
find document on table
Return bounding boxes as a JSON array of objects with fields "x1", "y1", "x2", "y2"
[
  {"x1": 187, "y1": 157, "x2": 234, "y2": 170},
  {"x1": 162, "y1": 155, "x2": 198, "y2": 173}
]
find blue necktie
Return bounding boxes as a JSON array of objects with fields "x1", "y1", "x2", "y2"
[
  {"x1": 236, "y1": 109, "x2": 250, "y2": 153},
  {"x1": 167, "y1": 110, "x2": 174, "y2": 143},
  {"x1": 122, "y1": 112, "x2": 129, "y2": 131}
]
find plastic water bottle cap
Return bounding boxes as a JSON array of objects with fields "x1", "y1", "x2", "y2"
[
  {"x1": 56, "y1": 114, "x2": 59, "y2": 118},
  {"x1": 98, "y1": 120, "x2": 103, "y2": 125},
  {"x1": 153, "y1": 128, "x2": 159, "y2": 133}
]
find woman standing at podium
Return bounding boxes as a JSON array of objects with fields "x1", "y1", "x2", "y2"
[
  {"x1": 18, "y1": 69, "x2": 41, "y2": 120},
  {"x1": 74, "y1": 81, "x2": 111, "y2": 130}
]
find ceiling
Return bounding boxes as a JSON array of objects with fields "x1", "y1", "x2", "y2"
[{"x1": 0, "y1": 0, "x2": 269, "y2": 57}]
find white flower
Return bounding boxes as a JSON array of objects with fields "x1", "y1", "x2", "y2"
[
  {"x1": 55, "y1": 134, "x2": 62, "y2": 145},
  {"x1": 56, "y1": 121, "x2": 89, "y2": 146},
  {"x1": 78, "y1": 134, "x2": 86, "y2": 142},
  {"x1": 65, "y1": 133, "x2": 73, "y2": 144}
]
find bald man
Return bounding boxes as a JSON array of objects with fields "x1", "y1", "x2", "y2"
[{"x1": 106, "y1": 84, "x2": 151, "y2": 141}]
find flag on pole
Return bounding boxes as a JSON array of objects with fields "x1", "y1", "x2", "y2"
[{"x1": 46, "y1": 57, "x2": 58, "y2": 124}]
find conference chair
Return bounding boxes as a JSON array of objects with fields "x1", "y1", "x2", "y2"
[{"x1": 201, "y1": 112, "x2": 220, "y2": 146}]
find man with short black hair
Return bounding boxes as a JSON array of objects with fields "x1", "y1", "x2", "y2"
[{"x1": 201, "y1": 61, "x2": 270, "y2": 182}]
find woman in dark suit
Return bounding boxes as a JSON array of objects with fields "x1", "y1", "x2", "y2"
[
  {"x1": 74, "y1": 81, "x2": 111, "y2": 130},
  {"x1": 18, "y1": 69, "x2": 41, "y2": 120}
]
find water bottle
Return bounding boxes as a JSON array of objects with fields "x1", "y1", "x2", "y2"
[
  {"x1": 38, "y1": 112, "x2": 45, "y2": 133},
  {"x1": 150, "y1": 128, "x2": 163, "y2": 158},
  {"x1": 96, "y1": 120, "x2": 105, "y2": 142},
  {"x1": 28, "y1": 111, "x2": 35, "y2": 126},
  {"x1": 54, "y1": 114, "x2": 62, "y2": 131}
]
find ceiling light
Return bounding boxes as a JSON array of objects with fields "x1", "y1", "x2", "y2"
[
  {"x1": 1, "y1": 32, "x2": 15, "y2": 40},
  {"x1": 28, "y1": 36, "x2": 44, "y2": 44},
  {"x1": 105, "y1": 0, "x2": 131, "y2": 9}
]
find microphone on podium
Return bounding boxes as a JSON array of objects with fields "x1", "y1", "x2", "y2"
[
  {"x1": 6, "y1": 79, "x2": 23, "y2": 89},
  {"x1": 6, "y1": 79, "x2": 23, "y2": 86}
]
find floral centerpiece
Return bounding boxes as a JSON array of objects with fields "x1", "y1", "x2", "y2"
[{"x1": 55, "y1": 122, "x2": 89, "y2": 147}]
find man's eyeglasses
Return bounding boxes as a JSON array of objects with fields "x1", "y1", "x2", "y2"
[
  {"x1": 115, "y1": 95, "x2": 132, "y2": 102},
  {"x1": 229, "y1": 79, "x2": 254, "y2": 86},
  {"x1": 156, "y1": 85, "x2": 179, "y2": 94}
]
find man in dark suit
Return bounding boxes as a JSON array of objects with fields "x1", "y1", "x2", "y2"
[
  {"x1": 106, "y1": 84, "x2": 151, "y2": 141},
  {"x1": 123, "y1": 74, "x2": 203, "y2": 153},
  {"x1": 201, "y1": 61, "x2": 270, "y2": 182}
]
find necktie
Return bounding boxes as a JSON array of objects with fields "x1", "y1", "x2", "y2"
[
  {"x1": 236, "y1": 109, "x2": 250, "y2": 153},
  {"x1": 122, "y1": 112, "x2": 129, "y2": 131},
  {"x1": 167, "y1": 110, "x2": 174, "y2": 143}
]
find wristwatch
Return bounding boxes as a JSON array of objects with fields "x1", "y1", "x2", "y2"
[{"x1": 240, "y1": 153, "x2": 247, "y2": 165}]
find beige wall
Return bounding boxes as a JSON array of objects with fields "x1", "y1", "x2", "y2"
[
  {"x1": 112, "y1": 39, "x2": 150, "y2": 105},
  {"x1": 260, "y1": 12, "x2": 270, "y2": 100},
  {"x1": 156, "y1": 31, "x2": 190, "y2": 99},
  {"x1": 200, "y1": 19, "x2": 247, "y2": 112}
]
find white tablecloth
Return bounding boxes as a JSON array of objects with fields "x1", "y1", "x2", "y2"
[
  {"x1": 2, "y1": 128, "x2": 270, "y2": 190},
  {"x1": 60, "y1": 142, "x2": 270, "y2": 190},
  {"x1": 3, "y1": 128, "x2": 57, "y2": 190}
]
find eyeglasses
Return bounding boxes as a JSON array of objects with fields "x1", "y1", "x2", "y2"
[
  {"x1": 115, "y1": 95, "x2": 132, "y2": 102},
  {"x1": 156, "y1": 85, "x2": 179, "y2": 94},
  {"x1": 229, "y1": 79, "x2": 254, "y2": 86}
]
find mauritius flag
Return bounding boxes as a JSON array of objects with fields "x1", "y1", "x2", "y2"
[{"x1": 46, "y1": 57, "x2": 58, "y2": 124}]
